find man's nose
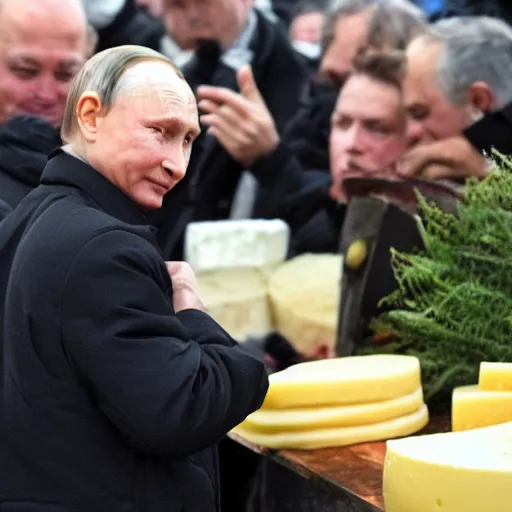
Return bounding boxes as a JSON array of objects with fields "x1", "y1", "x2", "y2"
[
  {"x1": 161, "y1": 149, "x2": 187, "y2": 184},
  {"x1": 406, "y1": 119, "x2": 426, "y2": 148},
  {"x1": 34, "y1": 75, "x2": 59, "y2": 103}
]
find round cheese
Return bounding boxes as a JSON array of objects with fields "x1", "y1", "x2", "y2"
[
  {"x1": 384, "y1": 422, "x2": 512, "y2": 512},
  {"x1": 262, "y1": 355, "x2": 422, "y2": 409},
  {"x1": 242, "y1": 387, "x2": 424, "y2": 433},
  {"x1": 268, "y1": 254, "x2": 342, "y2": 354},
  {"x1": 233, "y1": 404, "x2": 429, "y2": 450}
]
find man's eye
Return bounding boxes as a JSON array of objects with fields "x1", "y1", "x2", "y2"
[
  {"x1": 184, "y1": 134, "x2": 194, "y2": 146},
  {"x1": 150, "y1": 126, "x2": 165, "y2": 135},
  {"x1": 408, "y1": 106, "x2": 429, "y2": 121},
  {"x1": 55, "y1": 71, "x2": 75, "y2": 82},
  {"x1": 11, "y1": 67, "x2": 38, "y2": 79}
]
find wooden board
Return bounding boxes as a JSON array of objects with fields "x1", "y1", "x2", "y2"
[{"x1": 228, "y1": 415, "x2": 450, "y2": 511}]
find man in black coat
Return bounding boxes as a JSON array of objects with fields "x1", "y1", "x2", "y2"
[{"x1": 0, "y1": 45, "x2": 268, "y2": 512}]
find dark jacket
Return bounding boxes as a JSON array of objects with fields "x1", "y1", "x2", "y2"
[
  {"x1": 151, "y1": 10, "x2": 309, "y2": 259},
  {"x1": 0, "y1": 151, "x2": 268, "y2": 512},
  {"x1": 0, "y1": 115, "x2": 61, "y2": 209},
  {"x1": 441, "y1": 0, "x2": 512, "y2": 24},
  {"x1": 0, "y1": 200, "x2": 10, "y2": 220}
]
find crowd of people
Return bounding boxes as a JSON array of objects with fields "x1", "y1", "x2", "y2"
[{"x1": 0, "y1": 0, "x2": 512, "y2": 510}]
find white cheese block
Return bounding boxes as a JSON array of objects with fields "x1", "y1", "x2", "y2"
[
  {"x1": 242, "y1": 387, "x2": 424, "y2": 433},
  {"x1": 233, "y1": 404, "x2": 429, "y2": 450},
  {"x1": 384, "y1": 422, "x2": 512, "y2": 512},
  {"x1": 197, "y1": 268, "x2": 273, "y2": 341},
  {"x1": 268, "y1": 253, "x2": 342, "y2": 354},
  {"x1": 261, "y1": 355, "x2": 422, "y2": 409},
  {"x1": 185, "y1": 219, "x2": 290, "y2": 272}
]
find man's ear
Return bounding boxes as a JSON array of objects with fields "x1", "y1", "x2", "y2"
[
  {"x1": 76, "y1": 91, "x2": 103, "y2": 143},
  {"x1": 467, "y1": 81, "x2": 496, "y2": 114}
]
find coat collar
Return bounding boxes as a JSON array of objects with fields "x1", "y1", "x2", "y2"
[{"x1": 41, "y1": 149, "x2": 149, "y2": 227}]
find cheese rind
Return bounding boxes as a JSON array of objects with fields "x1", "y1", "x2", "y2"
[
  {"x1": 197, "y1": 268, "x2": 273, "y2": 341},
  {"x1": 243, "y1": 387, "x2": 424, "y2": 433},
  {"x1": 479, "y1": 362, "x2": 512, "y2": 391},
  {"x1": 268, "y1": 254, "x2": 342, "y2": 354},
  {"x1": 233, "y1": 404, "x2": 429, "y2": 450},
  {"x1": 384, "y1": 422, "x2": 512, "y2": 512},
  {"x1": 185, "y1": 219, "x2": 289, "y2": 272},
  {"x1": 452, "y1": 385, "x2": 512, "y2": 431},
  {"x1": 261, "y1": 355, "x2": 421, "y2": 409}
]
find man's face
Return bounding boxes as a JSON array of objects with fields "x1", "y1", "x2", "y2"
[
  {"x1": 0, "y1": 6, "x2": 86, "y2": 127},
  {"x1": 330, "y1": 74, "x2": 407, "y2": 201},
  {"x1": 89, "y1": 63, "x2": 201, "y2": 212},
  {"x1": 163, "y1": 0, "x2": 253, "y2": 50},
  {"x1": 290, "y1": 11, "x2": 324, "y2": 44},
  {"x1": 320, "y1": 9, "x2": 371, "y2": 85},
  {"x1": 403, "y1": 37, "x2": 473, "y2": 142}
]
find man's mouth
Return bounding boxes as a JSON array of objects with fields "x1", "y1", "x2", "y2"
[{"x1": 148, "y1": 178, "x2": 172, "y2": 194}]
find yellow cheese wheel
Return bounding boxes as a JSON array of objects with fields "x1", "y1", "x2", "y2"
[
  {"x1": 384, "y1": 422, "x2": 512, "y2": 512},
  {"x1": 452, "y1": 385, "x2": 512, "y2": 431},
  {"x1": 242, "y1": 387, "x2": 424, "y2": 433},
  {"x1": 197, "y1": 268, "x2": 273, "y2": 341},
  {"x1": 479, "y1": 362, "x2": 512, "y2": 391},
  {"x1": 268, "y1": 254, "x2": 342, "y2": 354},
  {"x1": 233, "y1": 404, "x2": 429, "y2": 450},
  {"x1": 262, "y1": 355, "x2": 421, "y2": 409}
]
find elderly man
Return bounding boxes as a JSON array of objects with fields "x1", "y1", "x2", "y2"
[
  {"x1": 0, "y1": 0, "x2": 89, "y2": 209},
  {"x1": 401, "y1": 16, "x2": 512, "y2": 179},
  {"x1": 0, "y1": 45, "x2": 268, "y2": 511}
]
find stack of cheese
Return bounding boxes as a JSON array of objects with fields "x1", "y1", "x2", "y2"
[
  {"x1": 383, "y1": 422, "x2": 512, "y2": 511},
  {"x1": 268, "y1": 254, "x2": 342, "y2": 355},
  {"x1": 452, "y1": 361, "x2": 512, "y2": 431},
  {"x1": 232, "y1": 354, "x2": 429, "y2": 449},
  {"x1": 185, "y1": 219, "x2": 289, "y2": 341}
]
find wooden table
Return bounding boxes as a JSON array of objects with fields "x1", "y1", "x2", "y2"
[{"x1": 228, "y1": 416, "x2": 450, "y2": 511}]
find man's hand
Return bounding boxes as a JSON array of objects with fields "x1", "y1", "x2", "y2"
[
  {"x1": 166, "y1": 262, "x2": 205, "y2": 313},
  {"x1": 399, "y1": 136, "x2": 490, "y2": 181},
  {"x1": 197, "y1": 65, "x2": 280, "y2": 168}
]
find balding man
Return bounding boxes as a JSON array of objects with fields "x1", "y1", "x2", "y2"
[
  {"x1": 0, "y1": 45, "x2": 268, "y2": 512},
  {"x1": 0, "y1": 0, "x2": 89, "y2": 210}
]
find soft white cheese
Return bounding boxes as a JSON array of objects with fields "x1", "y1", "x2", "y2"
[{"x1": 185, "y1": 219, "x2": 290, "y2": 272}]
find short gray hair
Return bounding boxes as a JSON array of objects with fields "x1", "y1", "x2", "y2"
[
  {"x1": 323, "y1": 0, "x2": 427, "y2": 52},
  {"x1": 61, "y1": 45, "x2": 183, "y2": 142},
  {"x1": 424, "y1": 16, "x2": 512, "y2": 109}
]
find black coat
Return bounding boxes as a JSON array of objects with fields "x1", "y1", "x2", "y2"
[
  {"x1": 0, "y1": 199, "x2": 10, "y2": 220},
  {"x1": 0, "y1": 115, "x2": 61, "y2": 209},
  {"x1": 0, "y1": 151, "x2": 268, "y2": 512},
  {"x1": 151, "y1": 11, "x2": 309, "y2": 259}
]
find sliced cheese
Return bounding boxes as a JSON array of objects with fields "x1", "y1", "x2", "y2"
[
  {"x1": 185, "y1": 219, "x2": 289, "y2": 272},
  {"x1": 384, "y1": 422, "x2": 512, "y2": 512},
  {"x1": 479, "y1": 361, "x2": 512, "y2": 391},
  {"x1": 268, "y1": 254, "x2": 342, "y2": 354},
  {"x1": 233, "y1": 404, "x2": 429, "y2": 450},
  {"x1": 197, "y1": 268, "x2": 273, "y2": 341},
  {"x1": 452, "y1": 385, "x2": 512, "y2": 431},
  {"x1": 242, "y1": 387, "x2": 424, "y2": 433},
  {"x1": 261, "y1": 355, "x2": 421, "y2": 409}
]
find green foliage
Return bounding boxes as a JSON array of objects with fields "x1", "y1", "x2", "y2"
[{"x1": 367, "y1": 162, "x2": 512, "y2": 411}]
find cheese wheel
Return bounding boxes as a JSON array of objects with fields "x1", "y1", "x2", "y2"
[
  {"x1": 479, "y1": 362, "x2": 512, "y2": 391},
  {"x1": 197, "y1": 268, "x2": 273, "y2": 341},
  {"x1": 384, "y1": 422, "x2": 512, "y2": 512},
  {"x1": 262, "y1": 355, "x2": 421, "y2": 409},
  {"x1": 242, "y1": 387, "x2": 424, "y2": 433},
  {"x1": 452, "y1": 385, "x2": 512, "y2": 431},
  {"x1": 268, "y1": 254, "x2": 342, "y2": 354},
  {"x1": 233, "y1": 404, "x2": 429, "y2": 450}
]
